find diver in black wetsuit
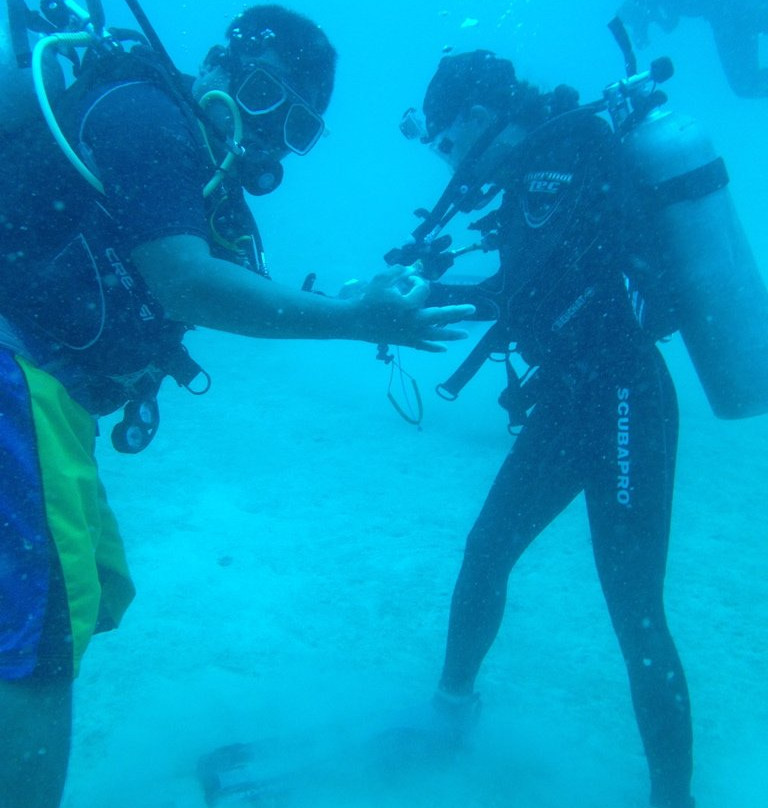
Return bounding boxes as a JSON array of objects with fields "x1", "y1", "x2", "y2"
[
  {"x1": 401, "y1": 51, "x2": 695, "y2": 808},
  {"x1": 618, "y1": 0, "x2": 768, "y2": 97}
]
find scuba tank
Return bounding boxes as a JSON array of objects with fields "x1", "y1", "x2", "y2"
[
  {"x1": 605, "y1": 18, "x2": 768, "y2": 419},
  {"x1": 623, "y1": 108, "x2": 768, "y2": 419},
  {"x1": 387, "y1": 25, "x2": 768, "y2": 424}
]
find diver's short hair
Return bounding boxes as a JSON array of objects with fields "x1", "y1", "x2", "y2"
[
  {"x1": 226, "y1": 5, "x2": 337, "y2": 113},
  {"x1": 422, "y1": 49, "x2": 564, "y2": 139},
  {"x1": 423, "y1": 50, "x2": 519, "y2": 141}
]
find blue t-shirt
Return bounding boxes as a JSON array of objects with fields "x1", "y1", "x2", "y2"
[
  {"x1": 75, "y1": 79, "x2": 211, "y2": 249},
  {"x1": 0, "y1": 78, "x2": 215, "y2": 414}
]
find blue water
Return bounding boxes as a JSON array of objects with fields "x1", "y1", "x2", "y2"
[{"x1": 53, "y1": 2, "x2": 768, "y2": 806}]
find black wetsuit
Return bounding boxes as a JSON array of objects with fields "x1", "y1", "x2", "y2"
[{"x1": 430, "y1": 111, "x2": 693, "y2": 808}]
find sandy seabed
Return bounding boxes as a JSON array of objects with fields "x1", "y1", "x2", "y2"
[{"x1": 61, "y1": 327, "x2": 767, "y2": 808}]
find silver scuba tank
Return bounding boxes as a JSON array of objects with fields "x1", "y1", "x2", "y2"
[{"x1": 623, "y1": 107, "x2": 768, "y2": 419}]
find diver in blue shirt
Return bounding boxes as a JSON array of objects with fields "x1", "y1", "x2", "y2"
[{"x1": 0, "y1": 6, "x2": 472, "y2": 808}]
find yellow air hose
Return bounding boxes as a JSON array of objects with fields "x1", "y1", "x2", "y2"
[
  {"x1": 199, "y1": 89, "x2": 244, "y2": 198},
  {"x1": 32, "y1": 31, "x2": 105, "y2": 193},
  {"x1": 32, "y1": 34, "x2": 244, "y2": 199}
]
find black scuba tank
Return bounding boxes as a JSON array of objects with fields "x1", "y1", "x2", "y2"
[{"x1": 623, "y1": 107, "x2": 768, "y2": 419}]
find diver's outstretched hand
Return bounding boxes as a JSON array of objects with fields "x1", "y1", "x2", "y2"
[{"x1": 343, "y1": 266, "x2": 474, "y2": 353}]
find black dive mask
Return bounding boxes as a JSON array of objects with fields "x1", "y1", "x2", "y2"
[
  {"x1": 234, "y1": 66, "x2": 325, "y2": 155},
  {"x1": 239, "y1": 146, "x2": 284, "y2": 195}
]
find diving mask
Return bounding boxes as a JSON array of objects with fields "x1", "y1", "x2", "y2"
[{"x1": 235, "y1": 66, "x2": 325, "y2": 156}]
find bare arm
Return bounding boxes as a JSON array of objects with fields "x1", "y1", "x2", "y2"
[{"x1": 131, "y1": 234, "x2": 474, "y2": 351}]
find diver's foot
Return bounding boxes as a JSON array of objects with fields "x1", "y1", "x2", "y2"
[
  {"x1": 368, "y1": 689, "x2": 481, "y2": 773},
  {"x1": 651, "y1": 793, "x2": 695, "y2": 808},
  {"x1": 430, "y1": 687, "x2": 481, "y2": 746}
]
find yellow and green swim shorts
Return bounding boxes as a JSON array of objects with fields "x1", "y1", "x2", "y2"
[{"x1": 0, "y1": 350, "x2": 135, "y2": 680}]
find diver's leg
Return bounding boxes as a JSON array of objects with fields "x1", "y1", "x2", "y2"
[
  {"x1": 0, "y1": 678, "x2": 72, "y2": 808},
  {"x1": 586, "y1": 351, "x2": 693, "y2": 808},
  {"x1": 0, "y1": 544, "x2": 75, "y2": 808},
  {"x1": 439, "y1": 391, "x2": 583, "y2": 696}
]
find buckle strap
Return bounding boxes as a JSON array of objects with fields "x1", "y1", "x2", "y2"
[{"x1": 436, "y1": 322, "x2": 506, "y2": 401}]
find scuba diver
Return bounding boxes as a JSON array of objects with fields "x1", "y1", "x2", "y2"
[
  {"x1": 617, "y1": 0, "x2": 768, "y2": 97},
  {"x1": 0, "y1": 4, "x2": 473, "y2": 807},
  {"x1": 396, "y1": 50, "x2": 695, "y2": 808}
]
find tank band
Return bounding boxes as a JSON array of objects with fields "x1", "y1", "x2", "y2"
[{"x1": 649, "y1": 157, "x2": 729, "y2": 208}]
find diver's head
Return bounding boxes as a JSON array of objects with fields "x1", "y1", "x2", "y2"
[
  {"x1": 196, "y1": 4, "x2": 337, "y2": 194},
  {"x1": 402, "y1": 50, "x2": 549, "y2": 174},
  {"x1": 423, "y1": 51, "x2": 519, "y2": 145}
]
